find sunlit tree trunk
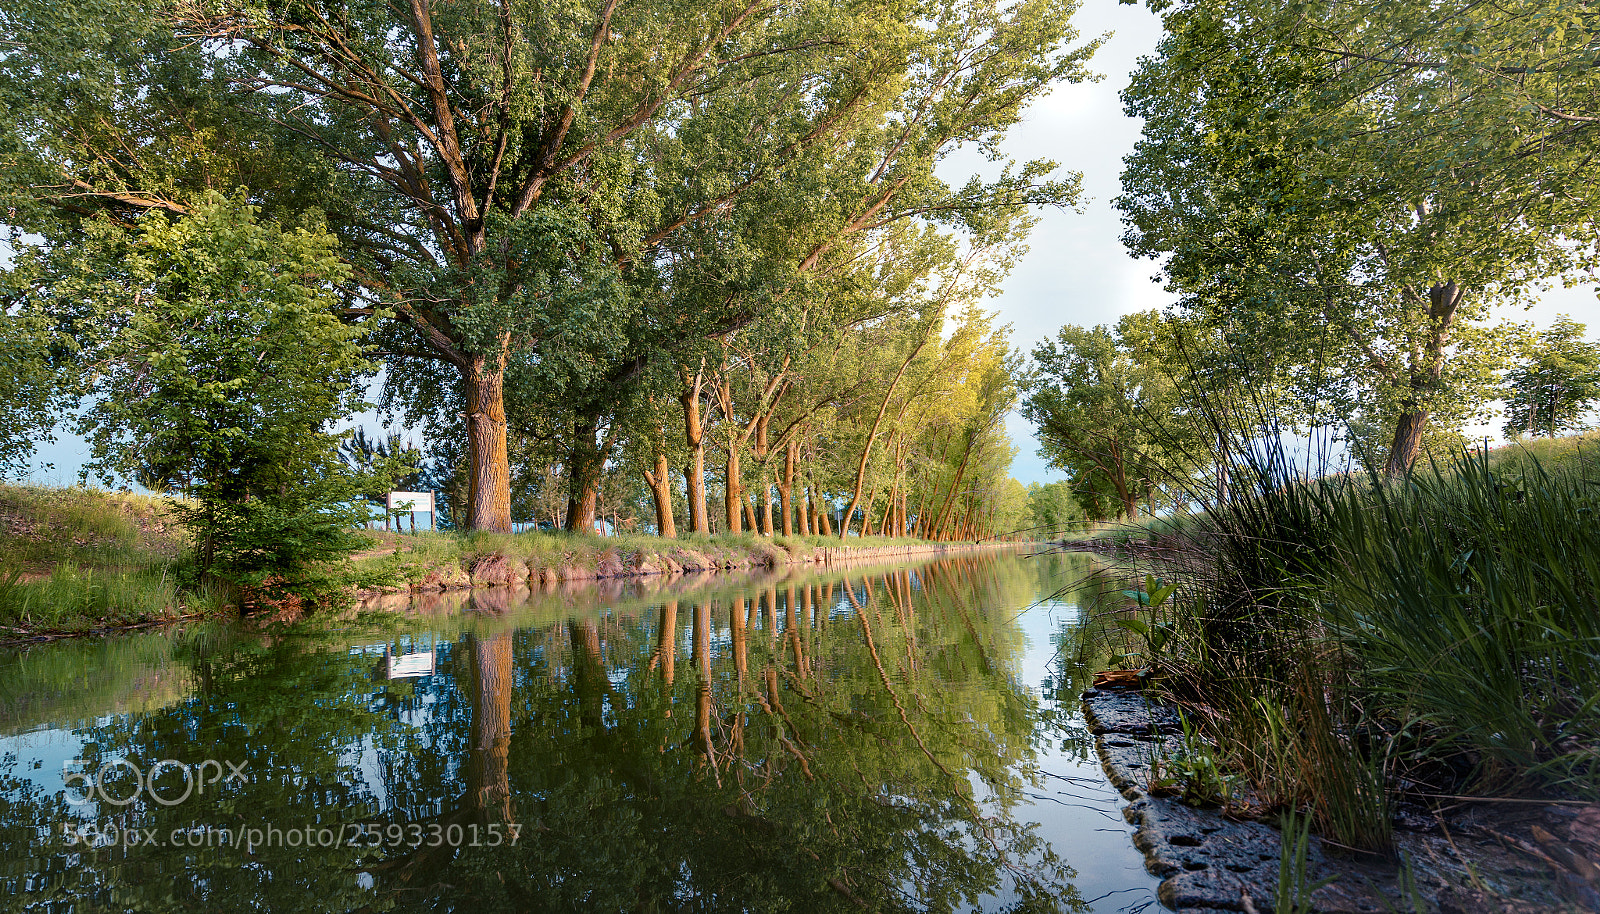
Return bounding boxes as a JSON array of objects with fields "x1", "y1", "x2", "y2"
[
  {"x1": 464, "y1": 351, "x2": 513, "y2": 533},
  {"x1": 724, "y1": 438, "x2": 744, "y2": 534},
  {"x1": 741, "y1": 490, "x2": 758, "y2": 534},
  {"x1": 681, "y1": 365, "x2": 710, "y2": 534},
  {"x1": 778, "y1": 440, "x2": 796, "y2": 536},
  {"x1": 643, "y1": 449, "x2": 676, "y2": 538}
]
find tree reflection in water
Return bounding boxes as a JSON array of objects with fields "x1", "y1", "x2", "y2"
[{"x1": 0, "y1": 554, "x2": 1098, "y2": 913}]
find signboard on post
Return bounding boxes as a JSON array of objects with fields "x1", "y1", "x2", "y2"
[{"x1": 386, "y1": 491, "x2": 437, "y2": 532}]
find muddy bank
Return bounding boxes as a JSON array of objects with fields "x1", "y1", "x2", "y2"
[
  {"x1": 356, "y1": 539, "x2": 1024, "y2": 600},
  {"x1": 1082, "y1": 687, "x2": 1598, "y2": 913}
]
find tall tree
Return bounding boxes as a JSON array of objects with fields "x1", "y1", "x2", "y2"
[
  {"x1": 14, "y1": 197, "x2": 380, "y2": 589},
  {"x1": 1119, "y1": 0, "x2": 1573, "y2": 475},
  {"x1": 1021, "y1": 313, "x2": 1193, "y2": 520}
]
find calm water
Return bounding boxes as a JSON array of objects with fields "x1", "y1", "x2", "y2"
[{"x1": 0, "y1": 550, "x2": 1162, "y2": 913}]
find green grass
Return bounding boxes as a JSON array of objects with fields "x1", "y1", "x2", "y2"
[
  {"x1": 1095, "y1": 438, "x2": 1600, "y2": 852},
  {"x1": 0, "y1": 485, "x2": 213, "y2": 634}
]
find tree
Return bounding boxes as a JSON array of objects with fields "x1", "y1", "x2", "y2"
[
  {"x1": 1503, "y1": 317, "x2": 1600, "y2": 439},
  {"x1": 1119, "y1": 0, "x2": 1570, "y2": 476},
  {"x1": 15, "y1": 197, "x2": 382, "y2": 593},
  {"x1": 1021, "y1": 313, "x2": 1194, "y2": 521},
  {"x1": 1025, "y1": 481, "x2": 1083, "y2": 538},
  {"x1": 1233, "y1": 0, "x2": 1600, "y2": 240},
  {"x1": 1, "y1": 0, "x2": 1098, "y2": 533}
]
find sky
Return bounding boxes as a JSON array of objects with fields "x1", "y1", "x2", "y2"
[{"x1": 23, "y1": 0, "x2": 1600, "y2": 487}]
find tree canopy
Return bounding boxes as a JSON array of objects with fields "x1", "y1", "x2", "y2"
[{"x1": 1, "y1": 0, "x2": 1097, "y2": 531}]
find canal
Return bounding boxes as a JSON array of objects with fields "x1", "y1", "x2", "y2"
[{"x1": 0, "y1": 549, "x2": 1162, "y2": 912}]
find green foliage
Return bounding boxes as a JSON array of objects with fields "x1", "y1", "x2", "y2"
[
  {"x1": 1118, "y1": 0, "x2": 1570, "y2": 474},
  {"x1": 17, "y1": 196, "x2": 387, "y2": 597},
  {"x1": 0, "y1": 308, "x2": 69, "y2": 479},
  {"x1": 1022, "y1": 311, "x2": 1201, "y2": 521},
  {"x1": 1025, "y1": 481, "x2": 1084, "y2": 538},
  {"x1": 0, "y1": 0, "x2": 1100, "y2": 532},
  {"x1": 1502, "y1": 316, "x2": 1600, "y2": 439}
]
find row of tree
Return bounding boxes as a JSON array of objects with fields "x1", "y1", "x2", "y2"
[
  {"x1": 375, "y1": 295, "x2": 1040, "y2": 541},
  {"x1": 0, "y1": 0, "x2": 1107, "y2": 553},
  {"x1": 1022, "y1": 0, "x2": 1600, "y2": 522},
  {"x1": 0, "y1": 0, "x2": 1100, "y2": 544}
]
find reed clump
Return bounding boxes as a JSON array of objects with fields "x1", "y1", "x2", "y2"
[{"x1": 1114, "y1": 446, "x2": 1599, "y2": 853}]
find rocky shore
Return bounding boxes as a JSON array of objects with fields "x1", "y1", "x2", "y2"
[
  {"x1": 355, "y1": 539, "x2": 1023, "y2": 599},
  {"x1": 1081, "y1": 686, "x2": 1597, "y2": 913}
]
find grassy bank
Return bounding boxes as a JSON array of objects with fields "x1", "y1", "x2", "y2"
[
  {"x1": 1078, "y1": 441, "x2": 1600, "y2": 855},
  {"x1": 349, "y1": 528, "x2": 977, "y2": 592},
  {"x1": 0, "y1": 485, "x2": 231, "y2": 636},
  {"x1": 0, "y1": 483, "x2": 999, "y2": 641}
]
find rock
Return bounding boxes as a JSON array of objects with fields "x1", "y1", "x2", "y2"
[
  {"x1": 1081, "y1": 687, "x2": 1183, "y2": 736},
  {"x1": 596, "y1": 549, "x2": 626, "y2": 578},
  {"x1": 671, "y1": 549, "x2": 712, "y2": 572},
  {"x1": 468, "y1": 552, "x2": 516, "y2": 586}
]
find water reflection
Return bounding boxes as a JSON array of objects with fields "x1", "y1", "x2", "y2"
[{"x1": 0, "y1": 551, "x2": 1156, "y2": 913}]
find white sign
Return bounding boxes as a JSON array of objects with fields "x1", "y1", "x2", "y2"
[{"x1": 386, "y1": 491, "x2": 434, "y2": 512}]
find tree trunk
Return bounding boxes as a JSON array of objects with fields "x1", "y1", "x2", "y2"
[
  {"x1": 1385, "y1": 409, "x2": 1430, "y2": 477},
  {"x1": 779, "y1": 441, "x2": 796, "y2": 537},
  {"x1": 932, "y1": 440, "x2": 975, "y2": 539},
  {"x1": 464, "y1": 357, "x2": 513, "y2": 532},
  {"x1": 838, "y1": 340, "x2": 925, "y2": 538},
  {"x1": 741, "y1": 491, "x2": 758, "y2": 534},
  {"x1": 1386, "y1": 281, "x2": 1461, "y2": 477},
  {"x1": 564, "y1": 412, "x2": 605, "y2": 533},
  {"x1": 643, "y1": 435, "x2": 676, "y2": 539},
  {"x1": 681, "y1": 366, "x2": 710, "y2": 534},
  {"x1": 725, "y1": 441, "x2": 744, "y2": 534}
]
